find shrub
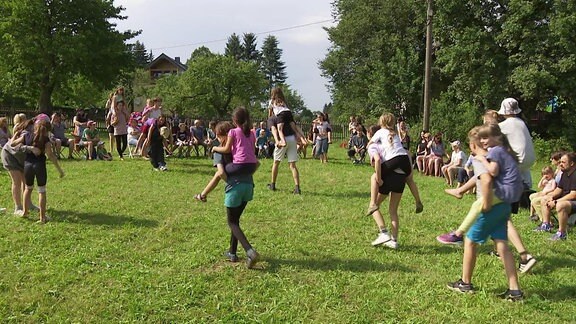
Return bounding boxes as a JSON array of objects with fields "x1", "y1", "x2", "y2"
[{"x1": 531, "y1": 132, "x2": 574, "y2": 162}]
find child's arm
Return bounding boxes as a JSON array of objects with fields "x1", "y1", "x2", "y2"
[
  {"x1": 475, "y1": 154, "x2": 499, "y2": 177},
  {"x1": 212, "y1": 135, "x2": 232, "y2": 153},
  {"x1": 479, "y1": 173, "x2": 493, "y2": 212},
  {"x1": 45, "y1": 142, "x2": 65, "y2": 178},
  {"x1": 270, "y1": 125, "x2": 280, "y2": 144},
  {"x1": 537, "y1": 176, "x2": 546, "y2": 190},
  {"x1": 373, "y1": 154, "x2": 383, "y2": 185}
]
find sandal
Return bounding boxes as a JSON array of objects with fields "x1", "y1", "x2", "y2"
[{"x1": 194, "y1": 194, "x2": 207, "y2": 202}]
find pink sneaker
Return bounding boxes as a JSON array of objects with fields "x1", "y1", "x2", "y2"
[{"x1": 436, "y1": 232, "x2": 463, "y2": 245}]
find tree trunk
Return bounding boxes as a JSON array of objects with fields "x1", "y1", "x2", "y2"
[{"x1": 38, "y1": 82, "x2": 54, "y2": 114}]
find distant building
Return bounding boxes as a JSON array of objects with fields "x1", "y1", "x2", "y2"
[{"x1": 147, "y1": 53, "x2": 187, "y2": 80}]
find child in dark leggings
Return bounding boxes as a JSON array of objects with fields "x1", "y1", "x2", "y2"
[
  {"x1": 147, "y1": 116, "x2": 170, "y2": 171},
  {"x1": 22, "y1": 117, "x2": 65, "y2": 223},
  {"x1": 214, "y1": 145, "x2": 260, "y2": 268}
]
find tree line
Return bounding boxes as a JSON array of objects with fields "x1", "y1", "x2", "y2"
[
  {"x1": 320, "y1": 0, "x2": 576, "y2": 145},
  {"x1": 0, "y1": 0, "x2": 316, "y2": 123}
]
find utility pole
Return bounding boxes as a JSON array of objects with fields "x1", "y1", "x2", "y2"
[{"x1": 423, "y1": 0, "x2": 433, "y2": 131}]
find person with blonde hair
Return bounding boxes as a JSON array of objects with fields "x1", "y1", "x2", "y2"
[
  {"x1": 365, "y1": 112, "x2": 424, "y2": 248},
  {"x1": 2, "y1": 114, "x2": 40, "y2": 215}
]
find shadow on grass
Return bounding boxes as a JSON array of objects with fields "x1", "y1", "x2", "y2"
[
  {"x1": 168, "y1": 167, "x2": 215, "y2": 176},
  {"x1": 529, "y1": 285, "x2": 576, "y2": 301},
  {"x1": 49, "y1": 209, "x2": 158, "y2": 227},
  {"x1": 273, "y1": 189, "x2": 369, "y2": 199},
  {"x1": 528, "y1": 253, "x2": 576, "y2": 275},
  {"x1": 265, "y1": 255, "x2": 414, "y2": 273}
]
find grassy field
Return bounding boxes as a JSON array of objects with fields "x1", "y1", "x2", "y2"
[{"x1": 0, "y1": 146, "x2": 574, "y2": 322}]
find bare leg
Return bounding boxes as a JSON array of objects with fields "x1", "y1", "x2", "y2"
[
  {"x1": 507, "y1": 221, "x2": 529, "y2": 262},
  {"x1": 388, "y1": 192, "x2": 403, "y2": 240},
  {"x1": 39, "y1": 191, "x2": 47, "y2": 223},
  {"x1": 8, "y1": 170, "x2": 24, "y2": 211},
  {"x1": 462, "y1": 238, "x2": 478, "y2": 284},
  {"x1": 495, "y1": 239, "x2": 520, "y2": 290},
  {"x1": 22, "y1": 186, "x2": 32, "y2": 217},
  {"x1": 277, "y1": 123, "x2": 286, "y2": 147},
  {"x1": 200, "y1": 174, "x2": 222, "y2": 197},
  {"x1": 446, "y1": 176, "x2": 476, "y2": 199},
  {"x1": 406, "y1": 173, "x2": 423, "y2": 212}
]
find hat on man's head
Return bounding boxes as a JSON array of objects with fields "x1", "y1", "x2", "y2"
[
  {"x1": 451, "y1": 140, "x2": 461, "y2": 147},
  {"x1": 498, "y1": 98, "x2": 522, "y2": 115}
]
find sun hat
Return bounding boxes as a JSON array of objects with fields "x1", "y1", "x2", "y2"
[
  {"x1": 451, "y1": 140, "x2": 461, "y2": 147},
  {"x1": 498, "y1": 98, "x2": 522, "y2": 115}
]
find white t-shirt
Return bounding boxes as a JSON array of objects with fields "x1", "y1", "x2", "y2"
[
  {"x1": 451, "y1": 150, "x2": 467, "y2": 167},
  {"x1": 499, "y1": 117, "x2": 535, "y2": 170},
  {"x1": 371, "y1": 128, "x2": 407, "y2": 161},
  {"x1": 472, "y1": 156, "x2": 489, "y2": 200},
  {"x1": 269, "y1": 100, "x2": 290, "y2": 116}
]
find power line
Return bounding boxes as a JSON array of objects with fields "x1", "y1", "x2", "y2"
[{"x1": 146, "y1": 19, "x2": 336, "y2": 51}]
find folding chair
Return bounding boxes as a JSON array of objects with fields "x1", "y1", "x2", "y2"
[
  {"x1": 70, "y1": 133, "x2": 87, "y2": 159},
  {"x1": 128, "y1": 142, "x2": 139, "y2": 159}
]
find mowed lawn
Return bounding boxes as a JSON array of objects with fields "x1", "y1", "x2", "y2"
[{"x1": 0, "y1": 146, "x2": 574, "y2": 322}]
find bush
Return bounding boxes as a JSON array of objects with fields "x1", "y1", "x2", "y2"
[{"x1": 531, "y1": 132, "x2": 574, "y2": 162}]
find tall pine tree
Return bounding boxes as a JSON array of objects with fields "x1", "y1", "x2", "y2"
[
  {"x1": 242, "y1": 33, "x2": 260, "y2": 62},
  {"x1": 130, "y1": 41, "x2": 154, "y2": 68},
  {"x1": 224, "y1": 33, "x2": 243, "y2": 61},
  {"x1": 260, "y1": 35, "x2": 287, "y2": 91}
]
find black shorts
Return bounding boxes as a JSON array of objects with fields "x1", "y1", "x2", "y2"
[
  {"x1": 380, "y1": 155, "x2": 412, "y2": 179},
  {"x1": 378, "y1": 172, "x2": 407, "y2": 195},
  {"x1": 107, "y1": 125, "x2": 114, "y2": 134},
  {"x1": 276, "y1": 110, "x2": 294, "y2": 125},
  {"x1": 24, "y1": 161, "x2": 47, "y2": 187}
]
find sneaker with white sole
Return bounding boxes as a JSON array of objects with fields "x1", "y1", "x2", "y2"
[
  {"x1": 518, "y1": 254, "x2": 537, "y2": 273},
  {"x1": 447, "y1": 279, "x2": 475, "y2": 294},
  {"x1": 14, "y1": 210, "x2": 25, "y2": 217},
  {"x1": 383, "y1": 239, "x2": 398, "y2": 249},
  {"x1": 371, "y1": 231, "x2": 391, "y2": 246}
]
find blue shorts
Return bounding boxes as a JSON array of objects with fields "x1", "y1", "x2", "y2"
[
  {"x1": 466, "y1": 203, "x2": 510, "y2": 244},
  {"x1": 224, "y1": 183, "x2": 254, "y2": 208}
]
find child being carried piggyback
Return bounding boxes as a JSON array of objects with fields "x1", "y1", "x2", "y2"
[
  {"x1": 194, "y1": 121, "x2": 235, "y2": 202},
  {"x1": 445, "y1": 124, "x2": 524, "y2": 301},
  {"x1": 268, "y1": 87, "x2": 307, "y2": 148}
]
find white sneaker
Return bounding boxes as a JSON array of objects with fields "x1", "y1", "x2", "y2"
[
  {"x1": 0, "y1": 207, "x2": 6, "y2": 213},
  {"x1": 371, "y1": 231, "x2": 391, "y2": 246},
  {"x1": 14, "y1": 209, "x2": 25, "y2": 217},
  {"x1": 383, "y1": 239, "x2": 398, "y2": 249},
  {"x1": 159, "y1": 165, "x2": 168, "y2": 171}
]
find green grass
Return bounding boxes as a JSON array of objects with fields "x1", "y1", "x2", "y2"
[{"x1": 0, "y1": 147, "x2": 574, "y2": 322}]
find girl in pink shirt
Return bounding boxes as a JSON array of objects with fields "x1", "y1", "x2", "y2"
[{"x1": 213, "y1": 107, "x2": 258, "y2": 176}]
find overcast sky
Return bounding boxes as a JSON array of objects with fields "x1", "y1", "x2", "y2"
[{"x1": 114, "y1": 0, "x2": 336, "y2": 111}]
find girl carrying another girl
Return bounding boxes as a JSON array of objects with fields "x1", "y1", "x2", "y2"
[
  {"x1": 366, "y1": 113, "x2": 424, "y2": 248},
  {"x1": 211, "y1": 107, "x2": 260, "y2": 268},
  {"x1": 213, "y1": 107, "x2": 259, "y2": 176},
  {"x1": 20, "y1": 116, "x2": 65, "y2": 223}
]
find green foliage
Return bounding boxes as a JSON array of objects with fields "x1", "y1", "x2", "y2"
[
  {"x1": 129, "y1": 41, "x2": 154, "y2": 68},
  {"x1": 261, "y1": 35, "x2": 287, "y2": 90},
  {"x1": 179, "y1": 54, "x2": 267, "y2": 118},
  {"x1": 429, "y1": 92, "x2": 482, "y2": 142},
  {"x1": 241, "y1": 33, "x2": 260, "y2": 63},
  {"x1": 531, "y1": 132, "x2": 574, "y2": 162},
  {"x1": 0, "y1": 0, "x2": 138, "y2": 111},
  {"x1": 321, "y1": 0, "x2": 425, "y2": 122},
  {"x1": 323, "y1": 0, "x2": 576, "y2": 141},
  {"x1": 0, "y1": 149, "x2": 574, "y2": 321},
  {"x1": 224, "y1": 33, "x2": 243, "y2": 60}
]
